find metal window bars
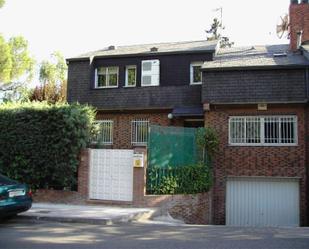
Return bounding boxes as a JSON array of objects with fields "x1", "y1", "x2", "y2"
[
  {"x1": 93, "y1": 120, "x2": 113, "y2": 145},
  {"x1": 131, "y1": 119, "x2": 149, "y2": 146},
  {"x1": 229, "y1": 116, "x2": 297, "y2": 146}
]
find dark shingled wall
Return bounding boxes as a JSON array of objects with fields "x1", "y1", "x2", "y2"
[
  {"x1": 67, "y1": 53, "x2": 213, "y2": 109},
  {"x1": 202, "y1": 69, "x2": 308, "y2": 104}
]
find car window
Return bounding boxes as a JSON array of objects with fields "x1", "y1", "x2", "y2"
[{"x1": 0, "y1": 174, "x2": 17, "y2": 185}]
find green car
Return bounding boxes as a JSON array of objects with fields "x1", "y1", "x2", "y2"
[{"x1": 0, "y1": 173, "x2": 32, "y2": 218}]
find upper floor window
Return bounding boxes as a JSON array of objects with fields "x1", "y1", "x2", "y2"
[
  {"x1": 125, "y1": 65, "x2": 137, "y2": 87},
  {"x1": 190, "y1": 62, "x2": 203, "y2": 85},
  {"x1": 95, "y1": 67, "x2": 119, "y2": 88},
  {"x1": 141, "y1": 60, "x2": 160, "y2": 86},
  {"x1": 229, "y1": 116, "x2": 297, "y2": 146},
  {"x1": 92, "y1": 120, "x2": 113, "y2": 145},
  {"x1": 131, "y1": 119, "x2": 149, "y2": 146}
]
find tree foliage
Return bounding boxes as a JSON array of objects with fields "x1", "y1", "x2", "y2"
[
  {"x1": 206, "y1": 18, "x2": 234, "y2": 48},
  {"x1": 0, "y1": 0, "x2": 5, "y2": 8},
  {"x1": 29, "y1": 52, "x2": 67, "y2": 103},
  {"x1": 0, "y1": 35, "x2": 34, "y2": 88},
  {"x1": 0, "y1": 102, "x2": 96, "y2": 189}
]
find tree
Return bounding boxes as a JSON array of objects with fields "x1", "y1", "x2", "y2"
[
  {"x1": 29, "y1": 52, "x2": 67, "y2": 103},
  {"x1": 0, "y1": 0, "x2": 5, "y2": 8},
  {"x1": 0, "y1": 35, "x2": 34, "y2": 91},
  {"x1": 206, "y1": 18, "x2": 234, "y2": 48}
]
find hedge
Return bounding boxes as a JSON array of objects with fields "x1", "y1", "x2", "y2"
[
  {"x1": 146, "y1": 163, "x2": 212, "y2": 195},
  {"x1": 0, "y1": 102, "x2": 96, "y2": 189}
]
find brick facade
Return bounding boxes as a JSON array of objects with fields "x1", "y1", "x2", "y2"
[
  {"x1": 95, "y1": 111, "x2": 184, "y2": 149},
  {"x1": 289, "y1": 2, "x2": 309, "y2": 51},
  {"x1": 73, "y1": 148, "x2": 212, "y2": 224},
  {"x1": 204, "y1": 104, "x2": 307, "y2": 225}
]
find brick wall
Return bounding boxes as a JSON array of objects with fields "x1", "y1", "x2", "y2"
[
  {"x1": 75, "y1": 148, "x2": 212, "y2": 224},
  {"x1": 95, "y1": 111, "x2": 183, "y2": 149},
  {"x1": 205, "y1": 104, "x2": 307, "y2": 225},
  {"x1": 33, "y1": 189, "x2": 86, "y2": 204},
  {"x1": 289, "y1": 2, "x2": 309, "y2": 51}
]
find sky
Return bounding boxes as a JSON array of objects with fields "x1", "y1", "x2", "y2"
[{"x1": 0, "y1": 0, "x2": 290, "y2": 62}]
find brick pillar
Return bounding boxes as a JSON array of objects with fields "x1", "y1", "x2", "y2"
[
  {"x1": 77, "y1": 149, "x2": 90, "y2": 198},
  {"x1": 132, "y1": 147, "x2": 147, "y2": 205}
]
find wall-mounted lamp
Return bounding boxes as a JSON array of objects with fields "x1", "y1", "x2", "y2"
[{"x1": 167, "y1": 113, "x2": 173, "y2": 119}]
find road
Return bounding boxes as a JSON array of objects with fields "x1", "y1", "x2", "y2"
[{"x1": 1, "y1": 218, "x2": 309, "y2": 249}]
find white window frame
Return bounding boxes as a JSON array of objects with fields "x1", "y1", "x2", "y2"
[
  {"x1": 190, "y1": 62, "x2": 203, "y2": 85},
  {"x1": 92, "y1": 120, "x2": 113, "y2": 145},
  {"x1": 229, "y1": 116, "x2": 298, "y2": 146},
  {"x1": 131, "y1": 119, "x2": 149, "y2": 146},
  {"x1": 95, "y1": 67, "x2": 119, "y2": 89},
  {"x1": 125, "y1": 65, "x2": 137, "y2": 87},
  {"x1": 141, "y1": 60, "x2": 160, "y2": 87}
]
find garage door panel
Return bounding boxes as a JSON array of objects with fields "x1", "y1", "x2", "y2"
[
  {"x1": 226, "y1": 177, "x2": 299, "y2": 227},
  {"x1": 89, "y1": 149, "x2": 134, "y2": 202}
]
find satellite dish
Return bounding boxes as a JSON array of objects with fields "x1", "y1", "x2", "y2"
[{"x1": 276, "y1": 14, "x2": 289, "y2": 39}]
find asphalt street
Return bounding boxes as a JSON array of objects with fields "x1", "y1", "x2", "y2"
[{"x1": 1, "y1": 218, "x2": 309, "y2": 249}]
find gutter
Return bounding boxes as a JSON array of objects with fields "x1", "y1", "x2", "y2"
[
  {"x1": 66, "y1": 49, "x2": 217, "y2": 62},
  {"x1": 203, "y1": 100, "x2": 308, "y2": 105},
  {"x1": 200, "y1": 64, "x2": 309, "y2": 71}
]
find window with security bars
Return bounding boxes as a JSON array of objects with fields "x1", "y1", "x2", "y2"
[
  {"x1": 93, "y1": 120, "x2": 113, "y2": 145},
  {"x1": 131, "y1": 119, "x2": 149, "y2": 146},
  {"x1": 229, "y1": 116, "x2": 297, "y2": 146}
]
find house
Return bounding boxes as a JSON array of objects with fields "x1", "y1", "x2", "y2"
[
  {"x1": 67, "y1": 39, "x2": 217, "y2": 148},
  {"x1": 67, "y1": 0, "x2": 309, "y2": 226}
]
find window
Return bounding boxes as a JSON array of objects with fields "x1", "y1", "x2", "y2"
[
  {"x1": 131, "y1": 119, "x2": 149, "y2": 146},
  {"x1": 95, "y1": 67, "x2": 119, "y2": 88},
  {"x1": 92, "y1": 120, "x2": 113, "y2": 145},
  {"x1": 125, "y1": 65, "x2": 137, "y2": 87},
  {"x1": 229, "y1": 116, "x2": 297, "y2": 146},
  {"x1": 190, "y1": 62, "x2": 203, "y2": 84},
  {"x1": 141, "y1": 60, "x2": 160, "y2": 86}
]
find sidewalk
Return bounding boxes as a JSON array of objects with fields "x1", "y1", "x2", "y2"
[{"x1": 19, "y1": 203, "x2": 157, "y2": 225}]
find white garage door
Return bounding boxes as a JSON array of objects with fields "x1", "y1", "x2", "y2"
[
  {"x1": 226, "y1": 177, "x2": 299, "y2": 227},
  {"x1": 89, "y1": 149, "x2": 134, "y2": 202}
]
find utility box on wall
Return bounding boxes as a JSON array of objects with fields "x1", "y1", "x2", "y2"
[{"x1": 133, "y1": 153, "x2": 144, "y2": 167}]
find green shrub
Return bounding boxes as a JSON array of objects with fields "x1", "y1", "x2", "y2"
[
  {"x1": 0, "y1": 102, "x2": 96, "y2": 190},
  {"x1": 147, "y1": 163, "x2": 212, "y2": 195},
  {"x1": 153, "y1": 175, "x2": 179, "y2": 195}
]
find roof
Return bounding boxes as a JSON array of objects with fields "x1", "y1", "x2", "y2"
[
  {"x1": 172, "y1": 106, "x2": 204, "y2": 117},
  {"x1": 202, "y1": 44, "x2": 309, "y2": 70},
  {"x1": 67, "y1": 40, "x2": 218, "y2": 61},
  {"x1": 301, "y1": 44, "x2": 309, "y2": 60}
]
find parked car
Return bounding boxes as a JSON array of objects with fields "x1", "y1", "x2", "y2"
[{"x1": 0, "y1": 173, "x2": 32, "y2": 218}]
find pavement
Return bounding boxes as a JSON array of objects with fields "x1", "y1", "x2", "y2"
[
  {"x1": 19, "y1": 203, "x2": 158, "y2": 225},
  {"x1": 1, "y1": 218, "x2": 309, "y2": 249}
]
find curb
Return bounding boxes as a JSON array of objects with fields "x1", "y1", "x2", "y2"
[{"x1": 18, "y1": 210, "x2": 155, "y2": 225}]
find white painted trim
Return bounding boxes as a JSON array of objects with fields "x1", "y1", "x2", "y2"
[
  {"x1": 228, "y1": 115, "x2": 298, "y2": 146},
  {"x1": 93, "y1": 120, "x2": 114, "y2": 145},
  {"x1": 190, "y1": 61, "x2": 203, "y2": 85},
  {"x1": 125, "y1": 65, "x2": 137, "y2": 87},
  {"x1": 141, "y1": 60, "x2": 160, "y2": 87},
  {"x1": 95, "y1": 66, "x2": 119, "y2": 88}
]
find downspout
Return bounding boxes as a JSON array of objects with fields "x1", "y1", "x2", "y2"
[{"x1": 306, "y1": 66, "x2": 309, "y2": 226}]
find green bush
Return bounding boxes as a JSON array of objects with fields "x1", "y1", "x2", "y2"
[
  {"x1": 0, "y1": 102, "x2": 96, "y2": 190},
  {"x1": 147, "y1": 163, "x2": 212, "y2": 195}
]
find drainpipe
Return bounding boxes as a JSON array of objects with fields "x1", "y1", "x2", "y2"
[{"x1": 305, "y1": 67, "x2": 309, "y2": 225}]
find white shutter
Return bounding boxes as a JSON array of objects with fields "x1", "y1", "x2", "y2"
[{"x1": 141, "y1": 60, "x2": 160, "y2": 86}]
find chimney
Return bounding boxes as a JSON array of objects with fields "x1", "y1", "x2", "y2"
[{"x1": 289, "y1": 0, "x2": 309, "y2": 51}]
